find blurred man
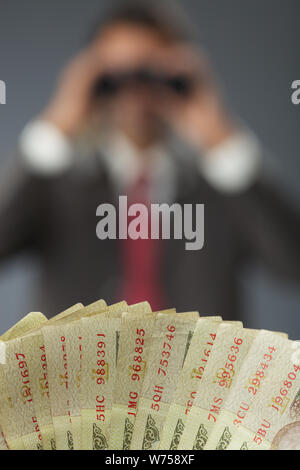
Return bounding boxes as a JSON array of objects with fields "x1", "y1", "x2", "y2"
[{"x1": 0, "y1": 0, "x2": 299, "y2": 318}]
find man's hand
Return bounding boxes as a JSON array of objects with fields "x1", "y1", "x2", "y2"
[
  {"x1": 42, "y1": 46, "x2": 104, "y2": 137},
  {"x1": 156, "y1": 45, "x2": 237, "y2": 151}
]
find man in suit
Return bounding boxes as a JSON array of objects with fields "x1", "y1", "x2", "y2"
[{"x1": 0, "y1": 1, "x2": 300, "y2": 319}]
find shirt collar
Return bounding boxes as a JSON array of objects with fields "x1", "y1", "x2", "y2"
[{"x1": 100, "y1": 132, "x2": 177, "y2": 203}]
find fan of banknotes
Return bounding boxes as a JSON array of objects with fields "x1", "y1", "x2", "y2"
[{"x1": 0, "y1": 298, "x2": 300, "y2": 451}]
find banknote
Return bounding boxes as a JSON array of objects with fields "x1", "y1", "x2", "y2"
[
  {"x1": 0, "y1": 312, "x2": 47, "y2": 342},
  {"x1": 129, "y1": 313, "x2": 199, "y2": 450},
  {"x1": 79, "y1": 316, "x2": 121, "y2": 450},
  {"x1": 0, "y1": 312, "x2": 47, "y2": 450},
  {"x1": 3, "y1": 305, "x2": 83, "y2": 451},
  {"x1": 177, "y1": 322, "x2": 257, "y2": 450},
  {"x1": 62, "y1": 301, "x2": 127, "y2": 449},
  {"x1": 159, "y1": 317, "x2": 223, "y2": 450},
  {"x1": 109, "y1": 308, "x2": 175, "y2": 450},
  {"x1": 204, "y1": 330, "x2": 290, "y2": 449},
  {"x1": 226, "y1": 338, "x2": 300, "y2": 450},
  {"x1": 80, "y1": 301, "x2": 153, "y2": 450},
  {"x1": 21, "y1": 303, "x2": 84, "y2": 450},
  {"x1": 117, "y1": 302, "x2": 152, "y2": 319},
  {"x1": 0, "y1": 307, "x2": 80, "y2": 451}
]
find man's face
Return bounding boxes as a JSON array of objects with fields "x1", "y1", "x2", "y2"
[{"x1": 92, "y1": 23, "x2": 173, "y2": 145}]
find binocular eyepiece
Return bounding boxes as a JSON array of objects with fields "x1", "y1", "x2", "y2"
[{"x1": 94, "y1": 67, "x2": 195, "y2": 98}]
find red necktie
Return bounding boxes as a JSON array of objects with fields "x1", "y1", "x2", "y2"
[{"x1": 118, "y1": 173, "x2": 166, "y2": 311}]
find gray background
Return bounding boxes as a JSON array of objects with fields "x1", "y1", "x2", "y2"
[{"x1": 0, "y1": 0, "x2": 299, "y2": 335}]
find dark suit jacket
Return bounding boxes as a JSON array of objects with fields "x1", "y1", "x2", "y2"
[{"x1": 0, "y1": 147, "x2": 300, "y2": 319}]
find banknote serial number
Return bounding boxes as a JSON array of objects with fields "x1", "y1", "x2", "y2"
[
  {"x1": 130, "y1": 328, "x2": 146, "y2": 382},
  {"x1": 94, "y1": 333, "x2": 107, "y2": 385},
  {"x1": 150, "y1": 324, "x2": 176, "y2": 413},
  {"x1": 190, "y1": 332, "x2": 216, "y2": 381},
  {"x1": 59, "y1": 336, "x2": 69, "y2": 389},
  {"x1": 39, "y1": 345, "x2": 49, "y2": 398},
  {"x1": 15, "y1": 352, "x2": 42, "y2": 443},
  {"x1": 125, "y1": 328, "x2": 148, "y2": 419},
  {"x1": 246, "y1": 346, "x2": 276, "y2": 396},
  {"x1": 94, "y1": 333, "x2": 108, "y2": 423},
  {"x1": 15, "y1": 353, "x2": 33, "y2": 404},
  {"x1": 269, "y1": 363, "x2": 300, "y2": 414},
  {"x1": 214, "y1": 337, "x2": 243, "y2": 389},
  {"x1": 207, "y1": 337, "x2": 244, "y2": 423},
  {"x1": 157, "y1": 324, "x2": 176, "y2": 377},
  {"x1": 233, "y1": 345, "x2": 276, "y2": 428},
  {"x1": 253, "y1": 363, "x2": 300, "y2": 446},
  {"x1": 184, "y1": 332, "x2": 217, "y2": 416}
]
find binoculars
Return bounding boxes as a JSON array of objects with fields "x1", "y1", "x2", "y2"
[{"x1": 93, "y1": 67, "x2": 195, "y2": 98}]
